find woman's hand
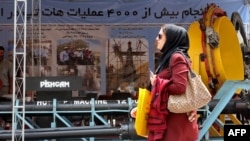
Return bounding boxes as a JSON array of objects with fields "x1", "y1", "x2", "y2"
[
  {"x1": 149, "y1": 71, "x2": 156, "y2": 85},
  {"x1": 130, "y1": 107, "x2": 137, "y2": 118},
  {"x1": 187, "y1": 110, "x2": 196, "y2": 122}
]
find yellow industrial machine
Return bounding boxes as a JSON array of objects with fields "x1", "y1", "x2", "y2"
[
  {"x1": 188, "y1": 3, "x2": 245, "y2": 94},
  {"x1": 188, "y1": 3, "x2": 249, "y2": 140}
]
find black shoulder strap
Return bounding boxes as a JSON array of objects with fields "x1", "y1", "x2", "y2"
[{"x1": 169, "y1": 51, "x2": 196, "y2": 78}]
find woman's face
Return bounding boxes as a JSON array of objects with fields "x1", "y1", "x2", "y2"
[{"x1": 155, "y1": 28, "x2": 166, "y2": 50}]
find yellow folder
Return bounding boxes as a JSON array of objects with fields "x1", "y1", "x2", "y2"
[{"x1": 135, "y1": 88, "x2": 151, "y2": 138}]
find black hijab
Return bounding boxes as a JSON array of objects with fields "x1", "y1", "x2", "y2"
[{"x1": 155, "y1": 24, "x2": 190, "y2": 74}]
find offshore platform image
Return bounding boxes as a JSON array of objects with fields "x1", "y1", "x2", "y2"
[{"x1": 106, "y1": 38, "x2": 149, "y2": 94}]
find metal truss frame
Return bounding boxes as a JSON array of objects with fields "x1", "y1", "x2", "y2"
[
  {"x1": 3, "y1": 98, "x2": 136, "y2": 141},
  {"x1": 199, "y1": 80, "x2": 250, "y2": 141},
  {"x1": 12, "y1": 0, "x2": 41, "y2": 140},
  {"x1": 12, "y1": 0, "x2": 27, "y2": 140}
]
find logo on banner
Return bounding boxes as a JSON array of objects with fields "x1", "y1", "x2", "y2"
[{"x1": 40, "y1": 80, "x2": 70, "y2": 88}]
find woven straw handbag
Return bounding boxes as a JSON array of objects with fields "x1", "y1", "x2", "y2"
[{"x1": 168, "y1": 53, "x2": 212, "y2": 113}]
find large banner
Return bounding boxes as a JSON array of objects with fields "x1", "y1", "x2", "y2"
[
  {"x1": 0, "y1": 0, "x2": 249, "y2": 96},
  {"x1": 0, "y1": 0, "x2": 248, "y2": 24}
]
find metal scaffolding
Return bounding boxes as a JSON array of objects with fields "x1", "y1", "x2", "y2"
[
  {"x1": 12, "y1": 0, "x2": 27, "y2": 140},
  {"x1": 12, "y1": 0, "x2": 27, "y2": 141},
  {"x1": 30, "y1": 0, "x2": 42, "y2": 76},
  {"x1": 12, "y1": 0, "x2": 41, "y2": 140}
]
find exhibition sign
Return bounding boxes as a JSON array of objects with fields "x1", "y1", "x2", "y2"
[{"x1": 0, "y1": 0, "x2": 248, "y2": 95}]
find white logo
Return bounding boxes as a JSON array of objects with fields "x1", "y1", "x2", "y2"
[{"x1": 40, "y1": 80, "x2": 70, "y2": 88}]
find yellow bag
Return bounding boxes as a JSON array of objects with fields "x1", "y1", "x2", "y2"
[{"x1": 134, "y1": 88, "x2": 151, "y2": 138}]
